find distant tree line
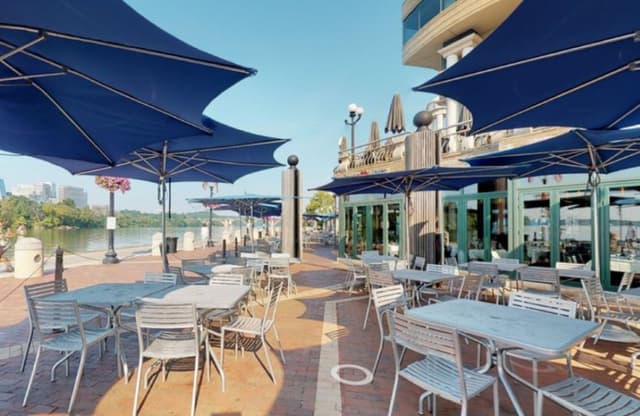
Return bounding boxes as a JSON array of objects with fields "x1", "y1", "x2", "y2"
[{"x1": 0, "y1": 196, "x2": 226, "y2": 231}]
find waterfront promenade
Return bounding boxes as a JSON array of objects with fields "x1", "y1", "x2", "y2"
[{"x1": 0, "y1": 246, "x2": 638, "y2": 415}]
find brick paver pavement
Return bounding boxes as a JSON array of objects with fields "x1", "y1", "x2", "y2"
[{"x1": 0, "y1": 246, "x2": 638, "y2": 415}]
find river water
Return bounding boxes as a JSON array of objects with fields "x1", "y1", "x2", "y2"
[{"x1": 20, "y1": 226, "x2": 226, "y2": 256}]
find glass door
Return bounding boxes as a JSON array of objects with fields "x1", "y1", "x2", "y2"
[
  {"x1": 443, "y1": 200, "x2": 458, "y2": 261},
  {"x1": 607, "y1": 185, "x2": 640, "y2": 287},
  {"x1": 466, "y1": 199, "x2": 484, "y2": 261},
  {"x1": 387, "y1": 203, "x2": 401, "y2": 256},
  {"x1": 522, "y1": 192, "x2": 551, "y2": 266},
  {"x1": 559, "y1": 190, "x2": 592, "y2": 265},
  {"x1": 344, "y1": 207, "x2": 354, "y2": 257},
  {"x1": 490, "y1": 197, "x2": 508, "y2": 258},
  {"x1": 354, "y1": 206, "x2": 367, "y2": 256},
  {"x1": 371, "y1": 205, "x2": 384, "y2": 254}
]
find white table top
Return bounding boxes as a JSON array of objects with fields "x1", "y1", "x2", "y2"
[
  {"x1": 392, "y1": 269, "x2": 457, "y2": 285},
  {"x1": 45, "y1": 282, "x2": 170, "y2": 307},
  {"x1": 407, "y1": 299, "x2": 600, "y2": 356},
  {"x1": 459, "y1": 261, "x2": 527, "y2": 273},
  {"x1": 362, "y1": 255, "x2": 397, "y2": 264},
  {"x1": 183, "y1": 264, "x2": 217, "y2": 276},
  {"x1": 146, "y1": 285, "x2": 249, "y2": 310}
]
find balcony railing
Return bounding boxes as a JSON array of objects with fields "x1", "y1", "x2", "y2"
[{"x1": 334, "y1": 133, "x2": 407, "y2": 176}]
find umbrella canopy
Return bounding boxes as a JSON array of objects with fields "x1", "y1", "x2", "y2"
[
  {"x1": 464, "y1": 128, "x2": 640, "y2": 183},
  {"x1": 49, "y1": 121, "x2": 287, "y2": 269},
  {"x1": 313, "y1": 166, "x2": 521, "y2": 259},
  {"x1": 189, "y1": 194, "x2": 281, "y2": 216},
  {"x1": 414, "y1": 0, "x2": 640, "y2": 134},
  {"x1": 466, "y1": 127, "x2": 640, "y2": 278},
  {"x1": 0, "y1": 0, "x2": 255, "y2": 164},
  {"x1": 368, "y1": 121, "x2": 381, "y2": 150},
  {"x1": 313, "y1": 165, "x2": 521, "y2": 196},
  {"x1": 385, "y1": 93, "x2": 405, "y2": 134}
]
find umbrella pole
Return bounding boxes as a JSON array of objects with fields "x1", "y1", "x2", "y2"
[
  {"x1": 439, "y1": 190, "x2": 445, "y2": 265},
  {"x1": 161, "y1": 141, "x2": 169, "y2": 272},
  {"x1": 591, "y1": 188, "x2": 601, "y2": 281},
  {"x1": 404, "y1": 192, "x2": 411, "y2": 260}
]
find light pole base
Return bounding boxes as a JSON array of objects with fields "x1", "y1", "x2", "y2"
[
  {"x1": 102, "y1": 251, "x2": 120, "y2": 264},
  {"x1": 206, "y1": 240, "x2": 215, "y2": 247}
]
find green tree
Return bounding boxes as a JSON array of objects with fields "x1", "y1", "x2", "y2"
[{"x1": 305, "y1": 191, "x2": 335, "y2": 214}]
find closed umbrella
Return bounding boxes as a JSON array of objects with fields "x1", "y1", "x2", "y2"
[
  {"x1": 0, "y1": 1, "x2": 255, "y2": 164},
  {"x1": 369, "y1": 121, "x2": 381, "y2": 150},
  {"x1": 385, "y1": 93, "x2": 406, "y2": 134},
  {"x1": 312, "y1": 165, "x2": 521, "y2": 259},
  {"x1": 47, "y1": 118, "x2": 288, "y2": 269},
  {"x1": 414, "y1": 0, "x2": 640, "y2": 134},
  {"x1": 465, "y1": 127, "x2": 640, "y2": 278}
]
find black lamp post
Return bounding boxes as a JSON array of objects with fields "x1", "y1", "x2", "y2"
[
  {"x1": 103, "y1": 191, "x2": 119, "y2": 264},
  {"x1": 206, "y1": 184, "x2": 215, "y2": 247},
  {"x1": 344, "y1": 103, "x2": 364, "y2": 156}
]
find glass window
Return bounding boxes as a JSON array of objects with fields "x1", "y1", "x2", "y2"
[
  {"x1": 523, "y1": 193, "x2": 551, "y2": 266},
  {"x1": 559, "y1": 190, "x2": 592, "y2": 266},
  {"x1": 402, "y1": 7, "x2": 419, "y2": 44},
  {"x1": 608, "y1": 186, "x2": 640, "y2": 287},
  {"x1": 372, "y1": 205, "x2": 384, "y2": 254},
  {"x1": 467, "y1": 199, "x2": 484, "y2": 261},
  {"x1": 490, "y1": 197, "x2": 508, "y2": 258},
  {"x1": 355, "y1": 206, "x2": 367, "y2": 255},
  {"x1": 443, "y1": 201, "x2": 458, "y2": 261},
  {"x1": 388, "y1": 203, "x2": 401, "y2": 254},
  {"x1": 345, "y1": 207, "x2": 354, "y2": 257}
]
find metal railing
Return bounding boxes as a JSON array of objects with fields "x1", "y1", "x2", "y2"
[{"x1": 334, "y1": 133, "x2": 407, "y2": 175}]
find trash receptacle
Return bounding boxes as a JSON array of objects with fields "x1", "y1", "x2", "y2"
[
  {"x1": 14, "y1": 237, "x2": 43, "y2": 279},
  {"x1": 165, "y1": 237, "x2": 178, "y2": 253}
]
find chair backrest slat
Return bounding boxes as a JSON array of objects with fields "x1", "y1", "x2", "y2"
[
  {"x1": 24, "y1": 279, "x2": 68, "y2": 299},
  {"x1": 263, "y1": 283, "x2": 283, "y2": 330},
  {"x1": 209, "y1": 273, "x2": 245, "y2": 286},
  {"x1": 181, "y1": 258, "x2": 207, "y2": 267},
  {"x1": 135, "y1": 302, "x2": 197, "y2": 329},
  {"x1": 31, "y1": 299, "x2": 81, "y2": 332},
  {"x1": 426, "y1": 264, "x2": 459, "y2": 275},
  {"x1": 372, "y1": 284, "x2": 406, "y2": 309},
  {"x1": 391, "y1": 313, "x2": 458, "y2": 359},
  {"x1": 519, "y1": 266, "x2": 559, "y2": 287},
  {"x1": 508, "y1": 291, "x2": 576, "y2": 318},
  {"x1": 394, "y1": 259, "x2": 409, "y2": 270},
  {"x1": 492, "y1": 258, "x2": 519, "y2": 265},
  {"x1": 467, "y1": 261, "x2": 498, "y2": 277},
  {"x1": 144, "y1": 272, "x2": 178, "y2": 285},
  {"x1": 413, "y1": 256, "x2": 426, "y2": 270},
  {"x1": 368, "y1": 269, "x2": 395, "y2": 288}
]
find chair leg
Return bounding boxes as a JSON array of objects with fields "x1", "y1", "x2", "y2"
[
  {"x1": 207, "y1": 340, "x2": 225, "y2": 392},
  {"x1": 565, "y1": 352, "x2": 574, "y2": 377},
  {"x1": 261, "y1": 335, "x2": 276, "y2": 384},
  {"x1": 67, "y1": 349, "x2": 87, "y2": 413},
  {"x1": 493, "y1": 381, "x2": 499, "y2": 416},
  {"x1": 272, "y1": 325, "x2": 286, "y2": 364},
  {"x1": 386, "y1": 372, "x2": 400, "y2": 416},
  {"x1": 205, "y1": 341, "x2": 211, "y2": 383},
  {"x1": 372, "y1": 336, "x2": 385, "y2": 378},
  {"x1": 534, "y1": 390, "x2": 544, "y2": 416},
  {"x1": 363, "y1": 295, "x2": 373, "y2": 330},
  {"x1": 220, "y1": 328, "x2": 226, "y2": 369},
  {"x1": 132, "y1": 355, "x2": 144, "y2": 416},
  {"x1": 22, "y1": 346, "x2": 42, "y2": 407},
  {"x1": 20, "y1": 327, "x2": 34, "y2": 372},
  {"x1": 190, "y1": 353, "x2": 198, "y2": 416}
]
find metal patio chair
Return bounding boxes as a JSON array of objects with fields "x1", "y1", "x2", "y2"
[
  {"x1": 22, "y1": 299, "x2": 116, "y2": 413},
  {"x1": 505, "y1": 291, "x2": 577, "y2": 410},
  {"x1": 536, "y1": 376, "x2": 640, "y2": 416},
  {"x1": 519, "y1": 266, "x2": 561, "y2": 297},
  {"x1": 268, "y1": 257, "x2": 296, "y2": 297},
  {"x1": 363, "y1": 266, "x2": 394, "y2": 330},
  {"x1": 220, "y1": 283, "x2": 285, "y2": 384},
  {"x1": 417, "y1": 264, "x2": 459, "y2": 302},
  {"x1": 386, "y1": 313, "x2": 499, "y2": 416},
  {"x1": 132, "y1": 301, "x2": 200, "y2": 416},
  {"x1": 468, "y1": 261, "x2": 504, "y2": 304},
  {"x1": 371, "y1": 284, "x2": 408, "y2": 378},
  {"x1": 20, "y1": 279, "x2": 104, "y2": 373}
]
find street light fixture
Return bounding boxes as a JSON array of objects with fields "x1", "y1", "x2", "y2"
[{"x1": 344, "y1": 103, "x2": 364, "y2": 157}]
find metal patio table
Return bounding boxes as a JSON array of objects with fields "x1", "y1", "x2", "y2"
[
  {"x1": 44, "y1": 282, "x2": 172, "y2": 377},
  {"x1": 146, "y1": 285, "x2": 250, "y2": 312},
  {"x1": 392, "y1": 269, "x2": 457, "y2": 285},
  {"x1": 407, "y1": 299, "x2": 600, "y2": 416},
  {"x1": 183, "y1": 264, "x2": 218, "y2": 278}
]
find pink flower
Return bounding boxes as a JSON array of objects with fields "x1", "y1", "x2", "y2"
[{"x1": 95, "y1": 176, "x2": 131, "y2": 193}]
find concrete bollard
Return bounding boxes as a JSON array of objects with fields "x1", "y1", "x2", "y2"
[
  {"x1": 234, "y1": 238, "x2": 238, "y2": 257},
  {"x1": 54, "y1": 246, "x2": 64, "y2": 281},
  {"x1": 222, "y1": 239, "x2": 227, "y2": 258}
]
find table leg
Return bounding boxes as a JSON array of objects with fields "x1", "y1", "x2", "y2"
[{"x1": 496, "y1": 350, "x2": 525, "y2": 416}]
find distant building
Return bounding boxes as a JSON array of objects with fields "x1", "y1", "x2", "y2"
[
  {"x1": 58, "y1": 186, "x2": 88, "y2": 208},
  {"x1": 0, "y1": 179, "x2": 6, "y2": 199},
  {"x1": 11, "y1": 182, "x2": 56, "y2": 202},
  {"x1": 90, "y1": 204, "x2": 109, "y2": 214}
]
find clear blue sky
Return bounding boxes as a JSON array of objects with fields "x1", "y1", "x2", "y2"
[{"x1": 0, "y1": 1, "x2": 435, "y2": 212}]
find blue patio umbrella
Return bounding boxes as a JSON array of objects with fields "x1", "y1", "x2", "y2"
[
  {"x1": 47, "y1": 119, "x2": 288, "y2": 268},
  {"x1": 312, "y1": 165, "x2": 522, "y2": 259},
  {"x1": 414, "y1": 0, "x2": 640, "y2": 134},
  {"x1": 0, "y1": 0, "x2": 254, "y2": 164},
  {"x1": 188, "y1": 194, "x2": 282, "y2": 244},
  {"x1": 465, "y1": 127, "x2": 640, "y2": 278}
]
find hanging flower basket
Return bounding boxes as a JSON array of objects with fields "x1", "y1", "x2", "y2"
[{"x1": 95, "y1": 176, "x2": 131, "y2": 193}]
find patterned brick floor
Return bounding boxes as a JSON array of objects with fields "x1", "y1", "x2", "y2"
[{"x1": 0, "y1": 246, "x2": 638, "y2": 415}]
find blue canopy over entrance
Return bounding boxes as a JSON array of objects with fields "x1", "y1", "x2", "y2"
[{"x1": 414, "y1": 0, "x2": 640, "y2": 134}]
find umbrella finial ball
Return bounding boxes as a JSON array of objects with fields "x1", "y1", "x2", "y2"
[
  {"x1": 413, "y1": 110, "x2": 433, "y2": 130},
  {"x1": 287, "y1": 155, "x2": 299, "y2": 167}
]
